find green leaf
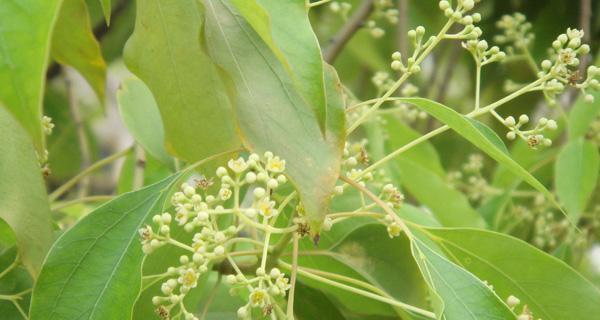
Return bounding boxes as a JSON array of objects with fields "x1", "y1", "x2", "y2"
[
  {"x1": 291, "y1": 223, "x2": 431, "y2": 318},
  {"x1": 227, "y1": 0, "x2": 290, "y2": 71},
  {"x1": 400, "y1": 97, "x2": 567, "y2": 221},
  {"x1": 0, "y1": 107, "x2": 53, "y2": 278},
  {"x1": 203, "y1": 0, "x2": 341, "y2": 233},
  {"x1": 117, "y1": 77, "x2": 172, "y2": 165},
  {"x1": 427, "y1": 228, "x2": 600, "y2": 320},
  {"x1": 255, "y1": 0, "x2": 328, "y2": 131},
  {"x1": 124, "y1": 0, "x2": 241, "y2": 163},
  {"x1": 0, "y1": 0, "x2": 63, "y2": 153},
  {"x1": 30, "y1": 174, "x2": 179, "y2": 320},
  {"x1": 294, "y1": 282, "x2": 347, "y2": 320},
  {"x1": 99, "y1": 0, "x2": 111, "y2": 25},
  {"x1": 0, "y1": 247, "x2": 33, "y2": 318},
  {"x1": 411, "y1": 238, "x2": 515, "y2": 320},
  {"x1": 467, "y1": 118, "x2": 509, "y2": 155},
  {"x1": 383, "y1": 117, "x2": 485, "y2": 228},
  {"x1": 323, "y1": 63, "x2": 347, "y2": 149},
  {"x1": 555, "y1": 138, "x2": 600, "y2": 222},
  {"x1": 52, "y1": 0, "x2": 107, "y2": 103}
]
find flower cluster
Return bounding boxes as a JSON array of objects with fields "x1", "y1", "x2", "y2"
[
  {"x1": 463, "y1": 39, "x2": 506, "y2": 66},
  {"x1": 140, "y1": 152, "x2": 290, "y2": 319},
  {"x1": 448, "y1": 154, "x2": 496, "y2": 203},
  {"x1": 538, "y1": 29, "x2": 599, "y2": 105},
  {"x1": 328, "y1": 1, "x2": 352, "y2": 20},
  {"x1": 335, "y1": 141, "x2": 405, "y2": 238},
  {"x1": 365, "y1": 0, "x2": 398, "y2": 38},
  {"x1": 42, "y1": 115, "x2": 55, "y2": 135},
  {"x1": 227, "y1": 267, "x2": 291, "y2": 318},
  {"x1": 439, "y1": 0, "x2": 482, "y2": 26},
  {"x1": 494, "y1": 13, "x2": 535, "y2": 53},
  {"x1": 502, "y1": 114, "x2": 557, "y2": 149}
]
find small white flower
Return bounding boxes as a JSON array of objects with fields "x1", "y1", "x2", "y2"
[
  {"x1": 266, "y1": 156, "x2": 286, "y2": 173},
  {"x1": 228, "y1": 157, "x2": 248, "y2": 173},
  {"x1": 256, "y1": 198, "x2": 277, "y2": 218},
  {"x1": 178, "y1": 268, "x2": 199, "y2": 289}
]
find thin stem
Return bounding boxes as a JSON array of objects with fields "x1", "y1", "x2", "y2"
[
  {"x1": 347, "y1": 20, "x2": 454, "y2": 134},
  {"x1": 50, "y1": 195, "x2": 114, "y2": 211},
  {"x1": 260, "y1": 228, "x2": 271, "y2": 271},
  {"x1": 199, "y1": 274, "x2": 222, "y2": 320},
  {"x1": 340, "y1": 176, "x2": 413, "y2": 239},
  {"x1": 475, "y1": 63, "x2": 482, "y2": 110},
  {"x1": 49, "y1": 147, "x2": 132, "y2": 201},
  {"x1": 0, "y1": 254, "x2": 19, "y2": 279},
  {"x1": 279, "y1": 261, "x2": 436, "y2": 319},
  {"x1": 307, "y1": 0, "x2": 332, "y2": 8},
  {"x1": 327, "y1": 211, "x2": 385, "y2": 220},
  {"x1": 286, "y1": 232, "x2": 299, "y2": 319},
  {"x1": 323, "y1": 0, "x2": 375, "y2": 63},
  {"x1": 522, "y1": 46, "x2": 540, "y2": 74},
  {"x1": 360, "y1": 77, "x2": 547, "y2": 176}
]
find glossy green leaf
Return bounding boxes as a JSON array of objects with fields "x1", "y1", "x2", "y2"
[
  {"x1": 255, "y1": 0, "x2": 328, "y2": 131},
  {"x1": 0, "y1": 0, "x2": 63, "y2": 153},
  {"x1": 227, "y1": 0, "x2": 290, "y2": 70},
  {"x1": 117, "y1": 77, "x2": 172, "y2": 165},
  {"x1": 555, "y1": 138, "x2": 599, "y2": 222},
  {"x1": 203, "y1": 0, "x2": 341, "y2": 233},
  {"x1": 124, "y1": 0, "x2": 241, "y2": 163},
  {"x1": 0, "y1": 107, "x2": 53, "y2": 278},
  {"x1": 428, "y1": 228, "x2": 600, "y2": 320},
  {"x1": 411, "y1": 238, "x2": 515, "y2": 320},
  {"x1": 52, "y1": 0, "x2": 107, "y2": 103},
  {"x1": 400, "y1": 98, "x2": 566, "y2": 221},
  {"x1": 30, "y1": 174, "x2": 179, "y2": 320},
  {"x1": 384, "y1": 117, "x2": 485, "y2": 228}
]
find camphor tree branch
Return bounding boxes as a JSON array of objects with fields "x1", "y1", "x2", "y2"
[{"x1": 323, "y1": 0, "x2": 375, "y2": 63}]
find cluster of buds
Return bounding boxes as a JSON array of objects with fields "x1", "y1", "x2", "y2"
[
  {"x1": 42, "y1": 115, "x2": 55, "y2": 135},
  {"x1": 439, "y1": 0, "x2": 481, "y2": 23},
  {"x1": 538, "y1": 29, "x2": 599, "y2": 105},
  {"x1": 463, "y1": 39, "x2": 506, "y2": 66},
  {"x1": 140, "y1": 152, "x2": 290, "y2": 319},
  {"x1": 227, "y1": 267, "x2": 291, "y2": 319},
  {"x1": 532, "y1": 210, "x2": 570, "y2": 250},
  {"x1": 503, "y1": 114, "x2": 557, "y2": 149},
  {"x1": 392, "y1": 84, "x2": 428, "y2": 123},
  {"x1": 372, "y1": 71, "x2": 396, "y2": 94},
  {"x1": 365, "y1": 0, "x2": 398, "y2": 38},
  {"x1": 390, "y1": 26, "x2": 428, "y2": 75},
  {"x1": 335, "y1": 141, "x2": 405, "y2": 238},
  {"x1": 448, "y1": 154, "x2": 495, "y2": 203},
  {"x1": 494, "y1": 13, "x2": 535, "y2": 53},
  {"x1": 439, "y1": 0, "x2": 483, "y2": 41},
  {"x1": 380, "y1": 183, "x2": 405, "y2": 238},
  {"x1": 328, "y1": 1, "x2": 352, "y2": 20}
]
